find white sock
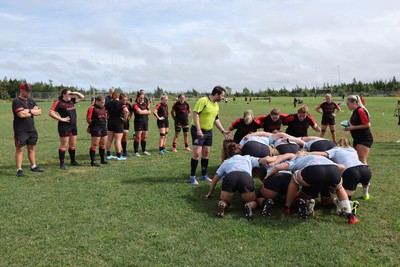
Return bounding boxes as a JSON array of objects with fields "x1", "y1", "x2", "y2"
[
  {"x1": 363, "y1": 183, "x2": 370, "y2": 195},
  {"x1": 340, "y1": 200, "x2": 351, "y2": 214},
  {"x1": 31, "y1": 165, "x2": 36, "y2": 169}
]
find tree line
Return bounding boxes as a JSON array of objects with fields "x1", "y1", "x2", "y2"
[{"x1": 1, "y1": 76, "x2": 399, "y2": 100}]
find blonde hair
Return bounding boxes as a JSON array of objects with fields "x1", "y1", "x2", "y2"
[
  {"x1": 347, "y1": 95, "x2": 370, "y2": 117},
  {"x1": 243, "y1": 110, "x2": 254, "y2": 125},
  {"x1": 161, "y1": 93, "x2": 168, "y2": 100},
  {"x1": 295, "y1": 149, "x2": 309, "y2": 158},
  {"x1": 337, "y1": 138, "x2": 351, "y2": 148}
]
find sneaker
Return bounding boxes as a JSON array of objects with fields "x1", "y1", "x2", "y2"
[
  {"x1": 162, "y1": 148, "x2": 168, "y2": 153},
  {"x1": 351, "y1": 200, "x2": 360, "y2": 216},
  {"x1": 143, "y1": 151, "x2": 151, "y2": 156},
  {"x1": 30, "y1": 166, "x2": 44, "y2": 172},
  {"x1": 17, "y1": 169, "x2": 24, "y2": 177},
  {"x1": 190, "y1": 176, "x2": 198, "y2": 185},
  {"x1": 363, "y1": 193, "x2": 370, "y2": 200},
  {"x1": 91, "y1": 161, "x2": 101, "y2": 167},
  {"x1": 217, "y1": 201, "x2": 226, "y2": 218},
  {"x1": 261, "y1": 198, "x2": 273, "y2": 218},
  {"x1": 60, "y1": 163, "x2": 67, "y2": 170},
  {"x1": 134, "y1": 152, "x2": 141, "y2": 157},
  {"x1": 297, "y1": 198, "x2": 308, "y2": 219},
  {"x1": 172, "y1": 148, "x2": 178, "y2": 152},
  {"x1": 159, "y1": 150, "x2": 164, "y2": 155},
  {"x1": 244, "y1": 203, "x2": 253, "y2": 220},
  {"x1": 282, "y1": 207, "x2": 291, "y2": 215},
  {"x1": 71, "y1": 161, "x2": 81, "y2": 166},
  {"x1": 101, "y1": 160, "x2": 109, "y2": 164},
  {"x1": 106, "y1": 155, "x2": 117, "y2": 160},
  {"x1": 116, "y1": 156, "x2": 127, "y2": 161},
  {"x1": 184, "y1": 147, "x2": 191, "y2": 151},
  {"x1": 306, "y1": 199, "x2": 315, "y2": 217},
  {"x1": 348, "y1": 216, "x2": 360, "y2": 224},
  {"x1": 122, "y1": 152, "x2": 131, "y2": 157},
  {"x1": 200, "y1": 175, "x2": 212, "y2": 182}
]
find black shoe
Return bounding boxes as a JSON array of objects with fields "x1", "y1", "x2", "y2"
[
  {"x1": 17, "y1": 169, "x2": 24, "y2": 177},
  {"x1": 71, "y1": 161, "x2": 81, "y2": 166},
  {"x1": 101, "y1": 160, "x2": 109, "y2": 164},
  {"x1": 217, "y1": 201, "x2": 226, "y2": 218},
  {"x1": 30, "y1": 166, "x2": 44, "y2": 172},
  {"x1": 91, "y1": 161, "x2": 101, "y2": 167},
  {"x1": 261, "y1": 198, "x2": 274, "y2": 218},
  {"x1": 60, "y1": 163, "x2": 67, "y2": 170},
  {"x1": 245, "y1": 203, "x2": 253, "y2": 220},
  {"x1": 296, "y1": 198, "x2": 308, "y2": 219}
]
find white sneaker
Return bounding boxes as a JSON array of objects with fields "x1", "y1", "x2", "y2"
[
  {"x1": 106, "y1": 155, "x2": 116, "y2": 160},
  {"x1": 396, "y1": 140, "x2": 400, "y2": 143},
  {"x1": 143, "y1": 151, "x2": 151, "y2": 156},
  {"x1": 134, "y1": 152, "x2": 141, "y2": 157}
]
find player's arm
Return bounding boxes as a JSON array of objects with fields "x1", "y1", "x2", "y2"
[
  {"x1": 214, "y1": 118, "x2": 231, "y2": 140},
  {"x1": 70, "y1": 92, "x2": 84, "y2": 103},
  {"x1": 205, "y1": 174, "x2": 221, "y2": 198}
]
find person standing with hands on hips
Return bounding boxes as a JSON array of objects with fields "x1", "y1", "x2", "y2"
[
  {"x1": 189, "y1": 86, "x2": 231, "y2": 185},
  {"x1": 12, "y1": 82, "x2": 44, "y2": 177}
]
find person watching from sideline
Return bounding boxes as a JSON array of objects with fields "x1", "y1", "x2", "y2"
[{"x1": 12, "y1": 82, "x2": 44, "y2": 177}]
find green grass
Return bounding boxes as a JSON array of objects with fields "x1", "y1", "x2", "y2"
[{"x1": 1, "y1": 97, "x2": 400, "y2": 266}]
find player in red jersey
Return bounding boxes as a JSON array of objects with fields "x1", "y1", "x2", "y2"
[
  {"x1": 86, "y1": 95, "x2": 108, "y2": 166},
  {"x1": 133, "y1": 92, "x2": 151, "y2": 157},
  {"x1": 257, "y1": 108, "x2": 288, "y2": 133},
  {"x1": 315, "y1": 93, "x2": 341, "y2": 143},
  {"x1": 154, "y1": 94, "x2": 169, "y2": 155},
  {"x1": 283, "y1": 105, "x2": 321, "y2": 137},
  {"x1": 171, "y1": 93, "x2": 191, "y2": 152},
  {"x1": 228, "y1": 110, "x2": 262, "y2": 144},
  {"x1": 49, "y1": 89, "x2": 84, "y2": 170}
]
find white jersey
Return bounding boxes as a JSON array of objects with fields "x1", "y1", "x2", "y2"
[
  {"x1": 287, "y1": 154, "x2": 336, "y2": 171},
  {"x1": 239, "y1": 136, "x2": 270, "y2": 147},
  {"x1": 216, "y1": 154, "x2": 260, "y2": 178},
  {"x1": 326, "y1": 147, "x2": 364, "y2": 170}
]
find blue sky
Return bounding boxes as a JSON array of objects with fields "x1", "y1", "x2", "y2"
[{"x1": 1, "y1": 0, "x2": 399, "y2": 93}]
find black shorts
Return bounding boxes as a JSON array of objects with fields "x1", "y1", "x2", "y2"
[
  {"x1": 191, "y1": 126, "x2": 212, "y2": 146},
  {"x1": 14, "y1": 130, "x2": 38, "y2": 147},
  {"x1": 221, "y1": 171, "x2": 254, "y2": 194},
  {"x1": 175, "y1": 120, "x2": 189, "y2": 132},
  {"x1": 353, "y1": 139, "x2": 374, "y2": 149},
  {"x1": 321, "y1": 115, "x2": 335, "y2": 126},
  {"x1": 309, "y1": 140, "x2": 336, "y2": 152},
  {"x1": 58, "y1": 124, "x2": 78, "y2": 137},
  {"x1": 301, "y1": 185, "x2": 333, "y2": 198},
  {"x1": 134, "y1": 120, "x2": 149, "y2": 132},
  {"x1": 301, "y1": 165, "x2": 342, "y2": 188},
  {"x1": 89, "y1": 126, "x2": 107, "y2": 137},
  {"x1": 263, "y1": 172, "x2": 291, "y2": 196},
  {"x1": 276, "y1": 143, "x2": 301, "y2": 154},
  {"x1": 242, "y1": 141, "x2": 270, "y2": 157},
  {"x1": 124, "y1": 121, "x2": 130, "y2": 131},
  {"x1": 157, "y1": 119, "x2": 169, "y2": 129},
  {"x1": 107, "y1": 120, "x2": 124, "y2": 133},
  {"x1": 342, "y1": 165, "x2": 372, "y2": 191}
]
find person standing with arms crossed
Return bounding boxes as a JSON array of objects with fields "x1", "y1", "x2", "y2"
[
  {"x1": 12, "y1": 82, "x2": 44, "y2": 177},
  {"x1": 189, "y1": 86, "x2": 231, "y2": 185}
]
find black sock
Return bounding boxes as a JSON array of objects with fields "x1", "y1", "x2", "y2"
[
  {"x1": 99, "y1": 147, "x2": 105, "y2": 162},
  {"x1": 201, "y1": 158, "x2": 209, "y2": 176},
  {"x1": 107, "y1": 151, "x2": 111, "y2": 156},
  {"x1": 68, "y1": 148, "x2": 76, "y2": 163},
  {"x1": 134, "y1": 141, "x2": 139, "y2": 153},
  {"x1": 90, "y1": 149, "x2": 96, "y2": 163},
  {"x1": 141, "y1": 141, "x2": 146, "y2": 152},
  {"x1": 122, "y1": 141, "x2": 127, "y2": 154},
  {"x1": 190, "y1": 158, "x2": 199, "y2": 176},
  {"x1": 59, "y1": 149, "x2": 65, "y2": 164},
  {"x1": 117, "y1": 152, "x2": 121, "y2": 158}
]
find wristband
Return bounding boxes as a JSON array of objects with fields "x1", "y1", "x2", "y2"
[
  {"x1": 221, "y1": 130, "x2": 224, "y2": 134},
  {"x1": 29, "y1": 109, "x2": 32, "y2": 114}
]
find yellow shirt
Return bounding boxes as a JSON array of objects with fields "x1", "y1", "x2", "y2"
[{"x1": 191, "y1": 96, "x2": 219, "y2": 131}]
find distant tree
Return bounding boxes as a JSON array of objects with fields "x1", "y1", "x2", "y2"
[{"x1": 242, "y1": 87, "x2": 250, "y2": 96}]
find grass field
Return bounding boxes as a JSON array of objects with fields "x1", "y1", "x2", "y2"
[{"x1": 1, "y1": 96, "x2": 399, "y2": 266}]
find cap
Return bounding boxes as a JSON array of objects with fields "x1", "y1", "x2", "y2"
[{"x1": 19, "y1": 83, "x2": 31, "y2": 92}]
